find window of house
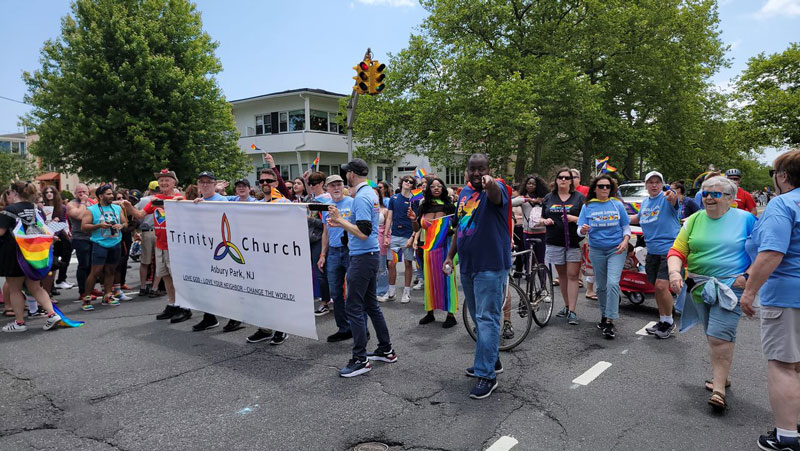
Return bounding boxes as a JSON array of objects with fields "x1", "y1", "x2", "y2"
[
  {"x1": 10, "y1": 142, "x2": 20, "y2": 154},
  {"x1": 279, "y1": 112, "x2": 288, "y2": 132},
  {"x1": 446, "y1": 167, "x2": 465, "y2": 186},
  {"x1": 397, "y1": 166, "x2": 416, "y2": 173},
  {"x1": 255, "y1": 114, "x2": 272, "y2": 135},
  {"x1": 310, "y1": 110, "x2": 328, "y2": 132},
  {"x1": 0, "y1": 141, "x2": 10, "y2": 152},
  {"x1": 327, "y1": 112, "x2": 342, "y2": 133},
  {"x1": 288, "y1": 110, "x2": 305, "y2": 131}
]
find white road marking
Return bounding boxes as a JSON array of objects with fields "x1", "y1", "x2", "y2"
[
  {"x1": 572, "y1": 361, "x2": 612, "y2": 386},
  {"x1": 486, "y1": 436, "x2": 518, "y2": 451},
  {"x1": 620, "y1": 349, "x2": 628, "y2": 355},
  {"x1": 636, "y1": 321, "x2": 658, "y2": 336}
]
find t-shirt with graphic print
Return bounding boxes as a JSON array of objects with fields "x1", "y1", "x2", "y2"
[
  {"x1": 143, "y1": 193, "x2": 182, "y2": 250},
  {"x1": 637, "y1": 193, "x2": 680, "y2": 255},
  {"x1": 577, "y1": 198, "x2": 631, "y2": 249},
  {"x1": 541, "y1": 191, "x2": 585, "y2": 248},
  {"x1": 87, "y1": 203, "x2": 123, "y2": 248},
  {"x1": 456, "y1": 181, "x2": 511, "y2": 273}
]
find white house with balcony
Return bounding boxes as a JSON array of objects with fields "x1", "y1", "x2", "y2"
[{"x1": 230, "y1": 88, "x2": 465, "y2": 189}]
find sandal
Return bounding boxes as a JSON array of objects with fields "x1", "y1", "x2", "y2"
[
  {"x1": 553, "y1": 279, "x2": 560, "y2": 286},
  {"x1": 4, "y1": 310, "x2": 15, "y2": 317},
  {"x1": 586, "y1": 294, "x2": 598, "y2": 300},
  {"x1": 704, "y1": 378, "x2": 731, "y2": 391},
  {"x1": 708, "y1": 391, "x2": 727, "y2": 410}
]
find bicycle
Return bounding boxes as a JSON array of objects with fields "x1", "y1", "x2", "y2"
[{"x1": 462, "y1": 246, "x2": 554, "y2": 351}]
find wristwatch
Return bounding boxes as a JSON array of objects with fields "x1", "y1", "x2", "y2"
[{"x1": 742, "y1": 273, "x2": 749, "y2": 281}]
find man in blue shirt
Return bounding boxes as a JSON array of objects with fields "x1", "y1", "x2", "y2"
[
  {"x1": 318, "y1": 175, "x2": 354, "y2": 342},
  {"x1": 328, "y1": 159, "x2": 396, "y2": 378},
  {"x1": 381, "y1": 175, "x2": 417, "y2": 303},
  {"x1": 81, "y1": 184, "x2": 126, "y2": 309},
  {"x1": 444, "y1": 153, "x2": 511, "y2": 399},
  {"x1": 629, "y1": 171, "x2": 680, "y2": 338},
  {"x1": 226, "y1": 179, "x2": 257, "y2": 202}
]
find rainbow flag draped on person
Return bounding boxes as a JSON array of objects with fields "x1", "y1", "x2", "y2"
[
  {"x1": 9, "y1": 214, "x2": 56, "y2": 280},
  {"x1": 410, "y1": 188, "x2": 424, "y2": 202},
  {"x1": 421, "y1": 215, "x2": 457, "y2": 314}
]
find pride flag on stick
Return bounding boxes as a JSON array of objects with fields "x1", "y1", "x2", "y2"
[
  {"x1": 414, "y1": 168, "x2": 427, "y2": 179},
  {"x1": 410, "y1": 188, "x2": 424, "y2": 202},
  {"x1": 310, "y1": 155, "x2": 319, "y2": 172}
]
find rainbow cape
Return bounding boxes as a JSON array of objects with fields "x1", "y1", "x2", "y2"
[
  {"x1": 410, "y1": 188, "x2": 424, "y2": 202},
  {"x1": 3, "y1": 211, "x2": 58, "y2": 281},
  {"x1": 421, "y1": 215, "x2": 452, "y2": 251}
]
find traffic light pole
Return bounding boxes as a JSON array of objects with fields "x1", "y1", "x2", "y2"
[{"x1": 347, "y1": 48, "x2": 372, "y2": 162}]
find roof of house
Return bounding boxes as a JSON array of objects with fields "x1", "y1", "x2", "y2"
[{"x1": 229, "y1": 88, "x2": 347, "y2": 105}]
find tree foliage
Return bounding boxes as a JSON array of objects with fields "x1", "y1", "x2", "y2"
[
  {"x1": 22, "y1": 0, "x2": 248, "y2": 189},
  {"x1": 0, "y1": 154, "x2": 39, "y2": 186},
  {"x1": 352, "y1": 0, "x2": 745, "y2": 185}
]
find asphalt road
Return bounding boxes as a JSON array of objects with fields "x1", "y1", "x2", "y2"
[{"x1": 0, "y1": 259, "x2": 775, "y2": 451}]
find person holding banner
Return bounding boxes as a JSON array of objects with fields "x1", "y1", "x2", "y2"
[
  {"x1": 318, "y1": 174, "x2": 355, "y2": 342},
  {"x1": 410, "y1": 177, "x2": 458, "y2": 328},
  {"x1": 328, "y1": 158, "x2": 396, "y2": 378},
  {"x1": 121, "y1": 169, "x2": 191, "y2": 323}
]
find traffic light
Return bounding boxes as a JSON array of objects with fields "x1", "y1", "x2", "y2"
[
  {"x1": 369, "y1": 60, "x2": 386, "y2": 95},
  {"x1": 352, "y1": 60, "x2": 370, "y2": 94}
]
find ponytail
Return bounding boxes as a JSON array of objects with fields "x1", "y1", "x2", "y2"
[{"x1": 9, "y1": 181, "x2": 39, "y2": 202}]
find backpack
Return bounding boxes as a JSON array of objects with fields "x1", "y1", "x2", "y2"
[{"x1": 0, "y1": 209, "x2": 65, "y2": 280}]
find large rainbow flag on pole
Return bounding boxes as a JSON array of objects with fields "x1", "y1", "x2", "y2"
[{"x1": 421, "y1": 215, "x2": 458, "y2": 314}]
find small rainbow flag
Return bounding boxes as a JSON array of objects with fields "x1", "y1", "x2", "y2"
[
  {"x1": 310, "y1": 155, "x2": 319, "y2": 172},
  {"x1": 624, "y1": 201, "x2": 641, "y2": 215},
  {"x1": 367, "y1": 179, "x2": 378, "y2": 189},
  {"x1": 391, "y1": 249, "x2": 401, "y2": 263},
  {"x1": 421, "y1": 216, "x2": 452, "y2": 251},
  {"x1": 251, "y1": 144, "x2": 261, "y2": 151},
  {"x1": 602, "y1": 163, "x2": 617, "y2": 173},
  {"x1": 414, "y1": 168, "x2": 427, "y2": 179},
  {"x1": 595, "y1": 156, "x2": 610, "y2": 168},
  {"x1": 410, "y1": 188, "x2": 424, "y2": 202}
]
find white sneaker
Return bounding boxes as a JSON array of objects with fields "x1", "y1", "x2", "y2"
[
  {"x1": 3, "y1": 321, "x2": 27, "y2": 332},
  {"x1": 54, "y1": 281, "x2": 74, "y2": 289},
  {"x1": 115, "y1": 291, "x2": 133, "y2": 301},
  {"x1": 43, "y1": 314, "x2": 62, "y2": 331},
  {"x1": 400, "y1": 292, "x2": 411, "y2": 303},
  {"x1": 378, "y1": 293, "x2": 396, "y2": 303},
  {"x1": 412, "y1": 280, "x2": 424, "y2": 290}
]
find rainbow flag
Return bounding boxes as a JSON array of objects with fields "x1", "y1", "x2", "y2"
[
  {"x1": 602, "y1": 163, "x2": 617, "y2": 173},
  {"x1": 421, "y1": 216, "x2": 452, "y2": 251},
  {"x1": 595, "y1": 156, "x2": 610, "y2": 168},
  {"x1": 367, "y1": 179, "x2": 378, "y2": 189},
  {"x1": 391, "y1": 249, "x2": 401, "y2": 263},
  {"x1": 414, "y1": 168, "x2": 427, "y2": 179},
  {"x1": 310, "y1": 155, "x2": 319, "y2": 172},
  {"x1": 251, "y1": 144, "x2": 261, "y2": 151},
  {"x1": 10, "y1": 215, "x2": 55, "y2": 280},
  {"x1": 410, "y1": 188, "x2": 424, "y2": 202},
  {"x1": 53, "y1": 304, "x2": 84, "y2": 328}
]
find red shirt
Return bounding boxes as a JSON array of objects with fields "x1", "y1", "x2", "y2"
[
  {"x1": 143, "y1": 193, "x2": 182, "y2": 250},
  {"x1": 734, "y1": 187, "x2": 756, "y2": 212},
  {"x1": 576, "y1": 185, "x2": 589, "y2": 196}
]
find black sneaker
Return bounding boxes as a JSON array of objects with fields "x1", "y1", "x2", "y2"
[
  {"x1": 645, "y1": 321, "x2": 663, "y2": 335},
  {"x1": 469, "y1": 377, "x2": 498, "y2": 399},
  {"x1": 603, "y1": 322, "x2": 616, "y2": 339},
  {"x1": 270, "y1": 331, "x2": 287, "y2": 345},
  {"x1": 314, "y1": 304, "x2": 330, "y2": 316},
  {"x1": 367, "y1": 348, "x2": 398, "y2": 363},
  {"x1": 597, "y1": 317, "x2": 608, "y2": 330},
  {"x1": 326, "y1": 330, "x2": 353, "y2": 342},
  {"x1": 222, "y1": 320, "x2": 244, "y2": 333},
  {"x1": 29, "y1": 307, "x2": 48, "y2": 318},
  {"x1": 419, "y1": 312, "x2": 435, "y2": 325},
  {"x1": 442, "y1": 315, "x2": 457, "y2": 329},
  {"x1": 247, "y1": 329, "x2": 273, "y2": 343},
  {"x1": 339, "y1": 357, "x2": 371, "y2": 378},
  {"x1": 169, "y1": 308, "x2": 192, "y2": 323},
  {"x1": 138, "y1": 288, "x2": 149, "y2": 297},
  {"x1": 192, "y1": 313, "x2": 219, "y2": 331},
  {"x1": 156, "y1": 305, "x2": 179, "y2": 320},
  {"x1": 466, "y1": 360, "x2": 503, "y2": 378},
  {"x1": 501, "y1": 320, "x2": 515, "y2": 340},
  {"x1": 653, "y1": 321, "x2": 676, "y2": 339},
  {"x1": 758, "y1": 429, "x2": 800, "y2": 450}
]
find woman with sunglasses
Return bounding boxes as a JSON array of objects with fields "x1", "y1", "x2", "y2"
[
  {"x1": 539, "y1": 168, "x2": 585, "y2": 325},
  {"x1": 577, "y1": 175, "x2": 631, "y2": 338},
  {"x1": 667, "y1": 176, "x2": 756, "y2": 411}
]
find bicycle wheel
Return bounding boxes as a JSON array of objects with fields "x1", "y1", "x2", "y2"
[
  {"x1": 530, "y1": 264, "x2": 554, "y2": 327},
  {"x1": 462, "y1": 279, "x2": 533, "y2": 351}
]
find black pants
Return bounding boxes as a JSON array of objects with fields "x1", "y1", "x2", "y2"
[
  {"x1": 116, "y1": 232, "x2": 132, "y2": 285},
  {"x1": 54, "y1": 237, "x2": 73, "y2": 284}
]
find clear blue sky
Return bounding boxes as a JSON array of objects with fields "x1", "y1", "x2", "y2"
[{"x1": 1, "y1": 0, "x2": 798, "y2": 161}]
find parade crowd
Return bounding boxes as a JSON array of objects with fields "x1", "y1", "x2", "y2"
[{"x1": 2, "y1": 150, "x2": 800, "y2": 451}]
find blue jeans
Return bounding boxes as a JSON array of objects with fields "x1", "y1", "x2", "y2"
[
  {"x1": 326, "y1": 246, "x2": 350, "y2": 333},
  {"x1": 376, "y1": 255, "x2": 389, "y2": 296},
  {"x1": 461, "y1": 269, "x2": 507, "y2": 379},
  {"x1": 346, "y1": 252, "x2": 392, "y2": 360},
  {"x1": 72, "y1": 239, "x2": 92, "y2": 295},
  {"x1": 311, "y1": 240, "x2": 330, "y2": 302},
  {"x1": 589, "y1": 246, "x2": 626, "y2": 320}
]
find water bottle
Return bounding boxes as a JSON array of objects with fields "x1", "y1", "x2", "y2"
[{"x1": 443, "y1": 263, "x2": 452, "y2": 275}]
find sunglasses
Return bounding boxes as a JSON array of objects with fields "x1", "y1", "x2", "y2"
[
  {"x1": 596, "y1": 184, "x2": 612, "y2": 189},
  {"x1": 259, "y1": 179, "x2": 276, "y2": 184},
  {"x1": 701, "y1": 190, "x2": 724, "y2": 199},
  {"x1": 557, "y1": 176, "x2": 572, "y2": 181},
  {"x1": 769, "y1": 169, "x2": 778, "y2": 177}
]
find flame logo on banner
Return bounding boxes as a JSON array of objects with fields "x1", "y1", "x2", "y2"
[{"x1": 213, "y1": 213, "x2": 245, "y2": 264}]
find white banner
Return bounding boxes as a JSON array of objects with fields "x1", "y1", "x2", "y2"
[{"x1": 164, "y1": 200, "x2": 317, "y2": 339}]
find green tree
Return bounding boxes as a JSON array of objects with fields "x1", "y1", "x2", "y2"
[
  {"x1": 22, "y1": 0, "x2": 248, "y2": 189},
  {"x1": 735, "y1": 42, "x2": 800, "y2": 148},
  {"x1": 0, "y1": 154, "x2": 39, "y2": 185}
]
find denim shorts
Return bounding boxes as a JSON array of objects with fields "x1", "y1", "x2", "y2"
[
  {"x1": 545, "y1": 245, "x2": 581, "y2": 265},
  {"x1": 91, "y1": 243, "x2": 121, "y2": 266},
  {"x1": 389, "y1": 235, "x2": 415, "y2": 262},
  {"x1": 693, "y1": 290, "x2": 743, "y2": 342}
]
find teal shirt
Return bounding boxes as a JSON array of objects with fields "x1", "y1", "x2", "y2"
[{"x1": 87, "y1": 203, "x2": 123, "y2": 248}]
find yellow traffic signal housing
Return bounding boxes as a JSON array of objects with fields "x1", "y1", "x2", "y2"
[
  {"x1": 352, "y1": 60, "x2": 370, "y2": 94},
  {"x1": 368, "y1": 60, "x2": 386, "y2": 95}
]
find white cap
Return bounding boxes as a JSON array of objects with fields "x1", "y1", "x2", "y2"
[{"x1": 644, "y1": 171, "x2": 664, "y2": 183}]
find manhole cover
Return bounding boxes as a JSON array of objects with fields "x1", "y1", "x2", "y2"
[{"x1": 353, "y1": 442, "x2": 389, "y2": 451}]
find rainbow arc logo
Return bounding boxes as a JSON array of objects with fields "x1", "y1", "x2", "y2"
[{"x1": 213, "y1": 214, "x2": 245, "y2": 264}]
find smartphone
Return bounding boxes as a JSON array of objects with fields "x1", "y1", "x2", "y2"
[
  {"x1": 151, "y1": 198, "x2": 164, "y2": 206},
  {"x1": 307, "y1": 203, "x2": 330, "y2": 212}
]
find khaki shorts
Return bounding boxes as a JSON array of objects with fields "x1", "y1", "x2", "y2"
[
  {"x1": 155, "y1": 247, "x2": 171, "y2": 278},
  {"x1": 761, "y1": 306, "x2": 800, "y2": 363},
  {"x1": 140, "y1": 230, "x2": 156, "y2": 265}
]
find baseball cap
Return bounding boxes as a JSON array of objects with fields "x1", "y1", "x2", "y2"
[
  {"x1": 340, "y1": 158, "x2": 369, "y2": 177},
  {"x1": 197, "y1": 171, "x2": 216, "y2": 181},
  {"x1": 148, "y1": 181, "x2": 159, "y2": 191},
  {"x1": 326, "y1": 174, "x2": 344, "y2": 185},
  {"x1": 234, "y1": 178, "x2": 250, "y2": 187},
  {"x1": 644, "y1": 171, "x2": 664, "y2": 183}
]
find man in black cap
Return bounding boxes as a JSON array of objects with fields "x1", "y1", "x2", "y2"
[
  {"x1": 226, "y1": 179, "x2": 257, "y2": 202},
  {"x1": 328, "y1": 158, "x2": 396, "y2": 377}
]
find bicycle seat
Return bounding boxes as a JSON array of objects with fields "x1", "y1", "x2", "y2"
[{"x1": 528, "y1": 238, "x2": 542, "y2": 244}]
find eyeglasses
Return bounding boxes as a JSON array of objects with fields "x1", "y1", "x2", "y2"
[
  {"x1": 770, "y1": 169, "x2": 778, "y2": 177},
  {"x1": 596, "y1": 184, "x2": 612, "y2": 189},
  {"x1": 259, "y1": 179, "x2": 276, "y2": 184},
  {"x1": 557, "y1": 176, "x2": 572, "y2": 181},
  {"x1": 701, "y1": 190, "x2": 724, "y2": 199}
]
